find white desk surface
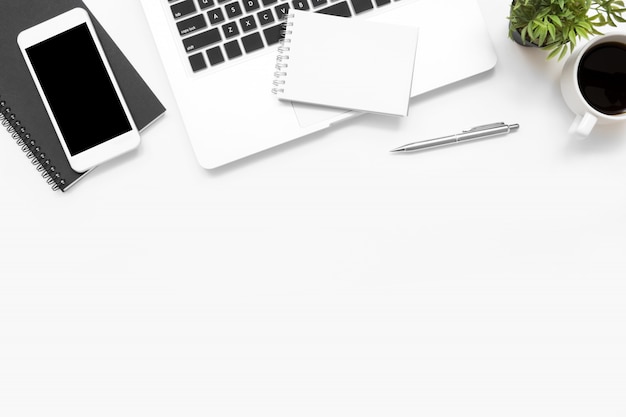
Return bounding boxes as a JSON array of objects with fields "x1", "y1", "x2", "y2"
[{"x1": 1, "y1": 1, "x2": 625, "y2": 416}]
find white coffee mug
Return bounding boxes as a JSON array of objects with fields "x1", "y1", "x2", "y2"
[{"x1": 560, "y1": 32, "x2": 626, "y2": 138}]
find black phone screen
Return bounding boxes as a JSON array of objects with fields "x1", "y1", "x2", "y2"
[{"x1": 26, "y1": 23, "x2": 132, "y2": 156}]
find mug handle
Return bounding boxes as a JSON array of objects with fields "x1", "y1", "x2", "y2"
[{"x1": 569, "y1": 113, "x2": 597, "y2": 138}]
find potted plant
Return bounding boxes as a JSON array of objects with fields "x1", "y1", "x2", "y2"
[{"x1": 508, "y1": 0, "x2": 626, "y2": 59}]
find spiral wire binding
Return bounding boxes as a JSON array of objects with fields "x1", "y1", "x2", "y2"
[
  {"x1": 272, "y1": 14, "x2": 295, "y2": 95},
  {"x1": 0, "y1": 95, "x2": 64, "y2": 191}
]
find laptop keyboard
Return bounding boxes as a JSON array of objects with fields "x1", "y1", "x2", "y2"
[{"x1": 167, "y1": 0, "x2": 397, "y2": 73}]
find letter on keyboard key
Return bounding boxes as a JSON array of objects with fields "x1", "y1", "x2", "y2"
[
  {"x1": 241, "y1": 32, "x2": 264, "y2": 53},
  {"x1": 240, "y1": 16, "x2": 258, "y2": 32},
  {"x1": 243, "y1": 0, "x2": 261, "y2": 12},
  {"x1": 318, "y1": 1, "x2": 351, "y2": 17},
  {"x1": 292, "y1": 0, "x2": 310, "y2": 10},
  {"x1": 274, "y1": 3, "x2": 290, "y2": 19},
  {"x1": 257, "y1": 9, "x2": 275, "y2": 26},
  {"x1": 197, "y1": 0, "x2": 215, "y2": 9},
  {"x1": 350, "y1": 0, "x2": 373, "y2": 14},
  {"x1": 225, "y1": 1, "x2": 243, "y2": 18},
  {"x1": 183, "y1": 28, "x2": 222, "y2": 52},
  {"x1": 222, "y1": 22, "x2": 240, "y2": 38},
  {"x1": 207, "y1": 7, "x2": 226, "y2": 24}
]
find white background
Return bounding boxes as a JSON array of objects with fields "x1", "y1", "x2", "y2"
[{"x1": 1, "y1": 0, "x2": 625, "y2": 416}]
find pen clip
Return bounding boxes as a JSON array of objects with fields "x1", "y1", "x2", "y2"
[{"x1": 462, "y1": 122, "x2": 506, "y2": 133}]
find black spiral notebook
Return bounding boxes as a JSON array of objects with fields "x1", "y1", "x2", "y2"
[{"x1": 0, "y1": 0, "x2": 166, "y2": 191}]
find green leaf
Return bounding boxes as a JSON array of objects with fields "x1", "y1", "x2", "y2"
[
  {"x1": 539, "y1": 28, "x2": 548, "y2": 44},
  {"x1": 568, "y1": 29, "x2": 577, "y2": 44},
  {"x1": 547, "y1": 45, "x2": 561, "y2": 59},
  {"x1": 521, "y1": 26, "x2": 529, "y2": 44},
  {"x1": 549, "y1": 15, "x2": 563, "y2": 26},
  {"x1": 547, "y1": 22, "x2": 556, "y2": 39}
]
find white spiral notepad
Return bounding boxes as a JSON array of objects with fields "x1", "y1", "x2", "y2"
[{"x1": 272, "y1": 10, "x2": 419, "y2": 117}]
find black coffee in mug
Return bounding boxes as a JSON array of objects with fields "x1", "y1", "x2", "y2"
[{"x1": 577, "y1": 41, "x2": 626, "y2": 115}]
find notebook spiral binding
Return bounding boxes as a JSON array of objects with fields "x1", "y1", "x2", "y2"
[
  {"x1": 272, "y1": 14, "x2": 295, "y2": 95},
  {"x1": 0, "y1": 95, "x2": 64, "y2": 191}
]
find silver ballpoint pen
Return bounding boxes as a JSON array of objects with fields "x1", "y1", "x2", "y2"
[{"x1": 390, "y1": 122, "x2": 520, "y2": 153}]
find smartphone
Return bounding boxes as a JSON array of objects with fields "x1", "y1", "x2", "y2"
[{"x1": 17, "y1": 8, "x2": 140, "y2": 173}]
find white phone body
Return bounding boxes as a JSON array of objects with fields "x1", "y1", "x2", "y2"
[{"x1": 17, "y1": 8, "x2": 139, "y2": 173}]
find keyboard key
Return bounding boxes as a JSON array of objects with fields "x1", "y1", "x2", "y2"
[
  {"x1": 350, "y1": 0, "x2": 373, "y2": 14},
  {"x1": 257, "y1": 9, "x2": 275, "y2": 26},
  {"x1": 311, "y1": 0, "x2": 328, "y2": 7},
  {"x1": 225, "y1": 1, "x2": 243, "y2": 17},
  {"x1": 274, "y1": 2, "x2": 290, "y2": 19},
  {"x1": 207, "y1": 8, "x2": 226, "y2": 24},
  {"x1": 171, "y1": 0, "x2": 197, "y2": 19},
  {"x1": 222, "y1": 22, "x2": 240, "y2": 38},
  {"x1": 197, "y1": 0, "x2": 215, "y2": 9},
  {"x1": 177, "y1": 14, "x2": 208, "y2": 35},
  {"x1": 243, "y1": 0, "x2": 261, "y2": 12},
  {"x1": 263, "y1": 23, "x2": 284, "y2": 45},
  {"x1": 189, "y1": 52, "x2": 207, "y2": 71},
  {"x1": 292, "y1": 0, "x2": 309, "y2": 10},
  {"x1": 318, "y1": 1, "x2": 351, "y2": 16},
  {"x1": 239, "y1": 15, "x2": 257, "y2": 32},
  {"x1": 374, "y1": 0, "x2": 390, "y2": 5},
  {"x1": 241, "y1": 32, "x2": 264, "y2": 53},
  {"x1": 206, "y1": 46, "x2": 225, "y2": 65},
  {"x1": 224, "y1": 40, "x2": 243, "y2": 59},
  {"x1": 262, "y1": 0, "x2": 278, "y2": 5},
  {"x1": 183, "y1": 28, "x2": 222, "y2": 52}
]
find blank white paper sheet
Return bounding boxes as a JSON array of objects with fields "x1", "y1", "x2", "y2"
[{"x1": 273, "y1": 10, "x2": 419, "y2": 117}]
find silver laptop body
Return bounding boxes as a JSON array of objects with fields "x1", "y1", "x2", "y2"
[{"x1": 141, "y1": 0, "x2": 497, "y2": 168}]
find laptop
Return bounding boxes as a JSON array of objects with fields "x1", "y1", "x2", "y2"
[{"x1": 140, "y1": 0, "x2": 497, "y2": 169}]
